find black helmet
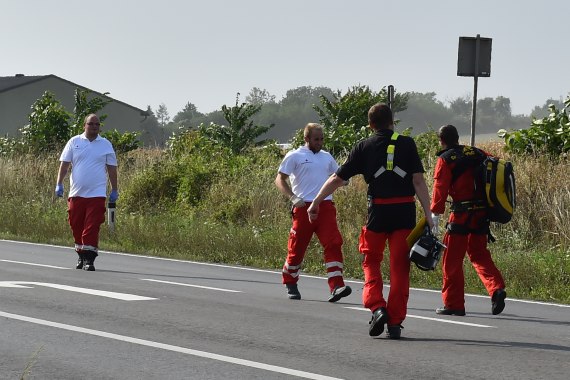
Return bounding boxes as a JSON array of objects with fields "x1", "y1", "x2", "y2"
[{"x1": 409, "y1": 229, "x2": 446, "y2": 271}]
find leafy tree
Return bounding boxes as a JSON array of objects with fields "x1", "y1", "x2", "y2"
[
  {"x1": 17, "y1": 89, "x2": 140, "y2": 153},
  {"x1": 314, "y1": 85, "x2": 408, "y2": 131},
  {"x1": 19, "y1": 91, "x2": 72, "y2": 152},
  {"x1": 477, "y1": 97, "x2": 495, "y2": 118},
  {"x1": 398, "y1": 92, "x2": 449, "y2": 133},
  {"x1": 156, "y1": 103, "x2": 170, "y2": 127},
  {"x1": 449, "y1": 96, "x2": 472, "y2": 119},
  {"x1": 530, "y1": 98, "x2": 565, "y2": 119},
  {"x1": 493, "y1": 96, "x2": 512, "y2": 120},
  {"x1": 297, "y1": 85, "x2": 408, "y2": 157},
  {"x1": 245, "y1": 87, "x2": 276, "y2": 105},
  {"x1": 499, "y1": 96, "x2": 570, "y2": 156},
  {"x1": 280, "y1": 86, "x2": 334, "y2": 108},
  {"x1": 71, "y1": 89, "x2": 112, "y2": 135},
  {"x1": 257, "y1": 86, "x2": 334, "y2": 143},
  {"x1": 413, "y1": 127, "x2": 440, "y2": 163},
  {"x1": 172, "y1": 102, "x2": 204, "y2": 127},
  {"x1": 137, "y1": 105, "x2": 165, "y2": 146},
  {"x1": 101, "y1": 129, "x2": 141, "y2": 154},
  {"x1": 198, "y1": 93, "x2": 274, "y2": 154}
]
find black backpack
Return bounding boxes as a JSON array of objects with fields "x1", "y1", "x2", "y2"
[{"x1": 441, "y1": 146, "x2": 516, "y2": 224}]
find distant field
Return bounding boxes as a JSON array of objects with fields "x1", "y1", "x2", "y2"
[{"x1": 460, "y1": 132, "x2": 502, "y2": 144}]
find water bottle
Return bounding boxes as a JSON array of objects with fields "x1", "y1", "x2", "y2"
[{"x1": 107, "y1": 201, "x2": 116, "y2": 231}]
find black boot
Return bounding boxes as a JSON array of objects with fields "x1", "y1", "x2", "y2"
[
  {"x1": 82, "y1": 250, "x2": 98, "y2": 271},
  {"x1": 76, "y1": 251, "x2": 84, "y2": 269},
  {"x1": 492, "y1": 289, "x2": 507, "y2": 315},
  {"x1": 369, "y1": 307, "x2": 389, "y2": 337}
]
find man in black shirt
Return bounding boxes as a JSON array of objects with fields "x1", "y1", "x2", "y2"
[{"x1": 308, "y1": 103, "x2": 434, "y2": 339}]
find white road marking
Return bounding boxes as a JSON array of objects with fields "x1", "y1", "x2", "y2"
[
  {"x1": 0, "y1": 281, "x2": 156, "y2": 301},
  {"x1": 140, "y1": 278, "x2": 241, "y2": 293},
  {"x1": 0, "y1": 310, "x2": 343, "y2": 380},
  {"x1": 344, "y1": 307, "x2": 496, "y2": 328},
  {"x1": 0, "y1": 259, "x2": 69, "y2": 269},
  {"x1": 3, "y1": 239, "x2": 570, "y2": 308}
]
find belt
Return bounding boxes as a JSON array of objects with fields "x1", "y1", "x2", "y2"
[
  {"x1": 371, "y1": 196, "x2": 415, "y2": 205},
  {"x1": 451, "y1": 200, "x2": 486, "y2": 212}
]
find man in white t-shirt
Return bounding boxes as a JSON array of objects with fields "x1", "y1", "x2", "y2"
[
  {"x1": 274, "y1": 123, "x2": 351, "y2": 302},
  {"x1": 55, "y1": 113, "x2": 118, "y2": 271}
]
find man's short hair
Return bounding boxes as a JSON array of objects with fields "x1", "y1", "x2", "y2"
[
  {"x1": 438, "y1": 124, "x2": 459, "y2": 146},
  {"x1": 304, "y1": 123, "x2": 323, "y2": 138},
  {"x1": 368, "y1": 103, "x2": 393, "y2": 130},
  {"x1": 84, "y1": 113, "x2": 99, "y2": 124}
]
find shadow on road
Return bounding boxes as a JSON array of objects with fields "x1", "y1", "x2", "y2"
[{"x1": 402, "y1": 336, "x2": 570, "y2": 352}]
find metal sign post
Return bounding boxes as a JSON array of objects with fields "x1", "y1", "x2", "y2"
[
  {"x1": 458, "y1": 35, "x2": 492, "y2": 146},
  {"x1": 388, "y1": 85, "x2": 395, "y2": 111}
]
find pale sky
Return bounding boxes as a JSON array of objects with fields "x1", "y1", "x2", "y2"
[{"x1": 2, "y1": 0, "x2": 569, "y2": 116}]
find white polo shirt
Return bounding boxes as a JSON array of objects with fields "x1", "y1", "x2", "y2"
[
  {"x1": 278, "y1": 146, "x2": 338, "y2": 202},
  {"x1": 60, "y1": 133, "x2": 117, "y2": 198}
]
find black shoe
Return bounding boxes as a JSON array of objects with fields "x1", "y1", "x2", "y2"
[
  {"x1": 83, "y1": 262, "x2": 95, "y2": 271},
  {"x1": 435, "y1": 307, "x2": 466, "y2": 316},
  {"x1": 492, "y1": 289, "x2": 507, "y2": 315},
  {"x1": 386, "y1": 324, "x2": 403, "y2": 340},
  {"x1": 286, "y1": 284, "x2": 301, "y2": 300},
  {"x1": 76, "y1": 252, "x2": 84, "y2": 269},
  {"x1": 328, "y1": 285, "x2": 352, "y2": 302},
  {"x1": 82, "y1": 250, "x2": 98, "y2": 272},
  {"x1": 369, "y1": 307, "x2": 389, "y2": 337}
]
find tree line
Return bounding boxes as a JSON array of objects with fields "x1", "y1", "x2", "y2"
[
  {"x1": 1, "y1": 85, "x2": 566, "y2": 156},
  {"x1": 149, "y1": 86, "x2": 567, "y2": 144}
]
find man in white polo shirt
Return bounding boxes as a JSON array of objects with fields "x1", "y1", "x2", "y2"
[
  {"x1": 274, "y1": 123, "x2": 351, "y2": 302},
  {"x1": 55, "y1": 113, "x2": 118, "y2": 271}
]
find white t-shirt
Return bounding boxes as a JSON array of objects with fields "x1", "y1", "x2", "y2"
[
  {"x1": 60, "y1": 133, "x2": 117, "y2": 198},
  {"x1": 278, "y1": 146, "x2": 338, "y2": 202}
]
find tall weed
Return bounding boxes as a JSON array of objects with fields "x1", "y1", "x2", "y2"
[{"x1": 0, "y1": 142, "x2": 568, "y2": 303}]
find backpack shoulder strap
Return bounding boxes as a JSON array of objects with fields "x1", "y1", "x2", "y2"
[{"x1": 440, "y1": 145, "x2": 486, "y2": 182}]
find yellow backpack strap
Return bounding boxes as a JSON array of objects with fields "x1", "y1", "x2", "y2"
[{"x1": 386, "y1": 132, "x2": 399, "y2": 170}]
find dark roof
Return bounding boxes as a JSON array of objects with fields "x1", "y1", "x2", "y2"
[
  {"x1": 0, "y1": 75, "x2": 49, "y2": 92},
  {"x1": 0, "y1": 74, "x2": 148, "y2": 115}
]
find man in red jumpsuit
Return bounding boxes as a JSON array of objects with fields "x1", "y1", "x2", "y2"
[
  {"x1": 308, "y1": 104, "x2": 434, "y2": 339},
  {"x1": 431, "y1": 124, "x2": 506, "y2": 316}
]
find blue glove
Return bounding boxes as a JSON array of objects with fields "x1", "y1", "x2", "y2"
[
  {"x1": 55, "y1": 184, "x2": 64, "y2": 197},
  {"x1": 109, "y1": 189, "x2": 119, "y2": 202}
]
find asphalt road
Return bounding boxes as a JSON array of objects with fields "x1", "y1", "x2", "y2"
[{"x1": 1, "y1": 240, "x2": 569, "y2": 379}]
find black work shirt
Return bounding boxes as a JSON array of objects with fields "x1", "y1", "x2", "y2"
[{"x1": 336, "y1": 129, "x2": 424, "y2": 232}]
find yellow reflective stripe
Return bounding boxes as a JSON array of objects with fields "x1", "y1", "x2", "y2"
[{"x1": 386, "y1": 132, "x2": 399, "y2": 171}]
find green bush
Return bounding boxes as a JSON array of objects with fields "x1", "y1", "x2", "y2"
[
  {"x1": 122, "y1": 159, "x2": 182, "y2": 212},
  {"x1": 175, "y1": 156, "x2": 218, "y2": 207},
  {"x1": 0, "y1": 141, "x2": 569, "y2": 303},
  {"x1": 101, "y1": 129, "x2": 141, "y2": 154},
  {"x1": 498, "y1": 95, "x2": 570, "y2": 156}
]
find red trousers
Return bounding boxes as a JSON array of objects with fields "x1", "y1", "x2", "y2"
[
  {"x1": 441, "y1": 213, "x2": 505, "y2": 309},
  {"x1": 282, "y1": 201, "x2": 345, "y2": 291},
  {"x1": 67, "y1": 197, "x2": 106, "y2": 252},
  {"x1": 359, "y1": 227, "x2": 411, "y2": 325}
]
